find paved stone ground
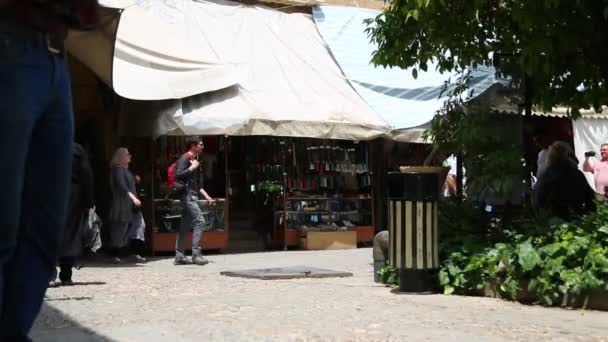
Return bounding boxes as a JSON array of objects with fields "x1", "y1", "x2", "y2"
[{"x1": 32, "y1": 248, "x2": 608, "y2": 341}]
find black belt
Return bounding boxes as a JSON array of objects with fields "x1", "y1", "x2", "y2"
[{"x1": 0, "y1": 18, "x2": 64, "y2": 55}]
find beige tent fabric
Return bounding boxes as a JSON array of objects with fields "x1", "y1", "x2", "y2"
[
  {"x1": 98, "y1": 0, "x2": 386, "y2": 10},
  {"x1": 97, "y1": 0, "x2": 140, "y2": 8},
  {"x1": 117, "y1": 0, "x2": 389, "y2": 140},
  {"x1": 65, "y1": 8, "x2": 119, "y2": 86},
  {"x1": 65, "y1": 3, "x2": 238, "y2": 100}
]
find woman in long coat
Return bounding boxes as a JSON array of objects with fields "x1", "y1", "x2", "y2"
[{"x1": 109, "y1": 147, "x2": 146, "y2": 263}]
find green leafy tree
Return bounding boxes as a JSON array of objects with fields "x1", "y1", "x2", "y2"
[{"x1": 365, "y1": 0, "x2": 608, "y2": 115}]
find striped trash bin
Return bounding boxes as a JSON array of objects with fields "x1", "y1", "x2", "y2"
[{"x1": 387, "y1": 170, "x2": 440, "y2": 292}]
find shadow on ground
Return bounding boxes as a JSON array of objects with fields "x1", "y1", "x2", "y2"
[
  {"x1": 72, "y1": 254, "x2": 148, "y2": 269},
  {"x1": 48, "y1": 281, "x2": 106, "y2": 289},
  {"x1": 30, "y1": 303, "x2": 115, "y2": 342},
  {"x1": 45, "y1": 296, "x2": 94, "y2": 302}
]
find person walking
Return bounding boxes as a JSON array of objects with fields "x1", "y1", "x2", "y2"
[
  {"x1": 53, "y1": 143, "x2": 95, "y2": 286},
  {"x1": 0, "y1": 1, "x2": 100, "y2": 339},
  {"x1": 108, "y1": 148, "x2": 146, "y2": 264},
  {"x1": 173, "y1": 137, "x2": 214, "y2": 266}
]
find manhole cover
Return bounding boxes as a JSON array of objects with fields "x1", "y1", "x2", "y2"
[{"x1": 220, "y1": 266, "x2": 353, "y2": 280}]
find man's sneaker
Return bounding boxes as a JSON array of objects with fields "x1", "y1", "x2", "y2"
[
  {"x1": 192, "y1": 254, "x2": 209, "y2": 266},
  {"x1": 133, "y1": 254, "x2": 147, "y2": 263},
  {"x1": 174, "y1": 256, "x2": 193, "y2": 265}
]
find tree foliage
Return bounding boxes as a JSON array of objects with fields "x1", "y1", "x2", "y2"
[
  {"x1": 365, "y1": 0, "x2": 608, "y2": 115},
  {"x1": 422, "y1": 71, "x2": 526, "y2": 201}
]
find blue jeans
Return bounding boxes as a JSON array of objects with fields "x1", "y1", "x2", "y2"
[
  {"x1": 176, "y1": 193, "x2": 205, "y2": 258},
  {"x1": 0, "y1": 22, "x2": 73, "y2": 340}
]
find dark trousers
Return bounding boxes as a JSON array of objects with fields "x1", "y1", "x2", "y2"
[
  {"x1": 109, "y1": 240, "x2": 145, "y2": 258},
  {"x1": 58, "y1": 257, "x2": 76, "y2": 283},
  {"x1": 0, "y1": 23, "x2": 73, "y2": 341}
]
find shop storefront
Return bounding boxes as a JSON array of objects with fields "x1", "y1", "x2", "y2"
[
  {"x1": 144, "y1": 136, "x2": 375, "y2": 254},
  {"x1": 66, "y1": 0, "x2": 401, "y2": 253}
]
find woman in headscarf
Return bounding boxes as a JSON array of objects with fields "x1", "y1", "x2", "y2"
[
  {"x1": 108, "y1": 147, "x2": 146, "y2": 263},
  {"x1": 533, "y1": 141, "x2": 596, "y2": 220}
]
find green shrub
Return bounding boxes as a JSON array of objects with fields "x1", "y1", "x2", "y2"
[
  {"x1": 378, "y1": 263, "x2": 399, "y2": 287},
  {"x1": 438, "y1": 199, "x2": 608, "y2": 306}
]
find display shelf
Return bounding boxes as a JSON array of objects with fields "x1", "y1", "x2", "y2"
[
  {"x1": 154, "y1": 198, "x2": 226, "y2": 233},
  {"x1": 285, "y1": 196, "x2": 372, "y2": 200},
  {"x1": 279, "y1": 210, "x2": 372, "y2": 216},
  {"x1": 299, "y1": 231, "x2": 357, "y2": 250},
  {"x1": 265, "y1": 139, "x2": 375, "y2": 250},
  {"x1": 284, "y1": 210, "x2": 330, "y2": 214},
  {"x1": 332, "y1": 210, "x2": 372, "y2": 215},
  {"x1": 151, "y1": 197, "x2": 228, "y2": 254},
  {"x1": 274, "y1": 194, "x2": 375, "y2": 249},
  {"x1": 349, "y1": 225, "x2": 375, "y2": 242}
]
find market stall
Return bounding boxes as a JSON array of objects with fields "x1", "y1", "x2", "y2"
[
  {"x1": 269, "y1": 138, "x2": 375, "y2": 250},
  {"x1": 68, "y1": 0, "x2": 391, "y2": 253},
  {"x1": 147, "y1": 135, "x2": 376, "y2": 253}
]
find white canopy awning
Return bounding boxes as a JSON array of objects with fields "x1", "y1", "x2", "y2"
[
  {"x1": 117, "y1": 0, "x2": 390, "y2": 140},
  {"x1": 65, "y1": 1, "x2": 239, "y2": 100}
]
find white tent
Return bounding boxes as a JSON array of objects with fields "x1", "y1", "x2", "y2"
[
  {"x1": 66, "y1": 2, "x2": 239, "y2": 100},
  {"x1": 108, "y1": 0, "x2": 390, "y2": 139}
]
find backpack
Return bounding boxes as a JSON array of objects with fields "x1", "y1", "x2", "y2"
[
  {"x1": 167, "y1": 162, "x2": 177, "y2": 190},
  {"x1": 167, "y1": 153, "x2": 191, "y2": 198}
]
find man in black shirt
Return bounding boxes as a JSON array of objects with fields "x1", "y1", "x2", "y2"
[{"x1": 173, "y1": 137, "x2": 214, "y2": 265}]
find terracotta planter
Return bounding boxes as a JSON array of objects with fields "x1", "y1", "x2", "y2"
[{"x1": 476, "y1": 280, "x2": 608, "y2": 311}]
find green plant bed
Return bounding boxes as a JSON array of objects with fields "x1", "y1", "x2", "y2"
[
  {"x1": 376, "y1": 199, "x2": 608, "y2": 310},
  {"x1": 435, "y1": 199, "x2": 608, "y2": 309},
  {"x1": 377, "y1": 263, "x2": 399, "y2": 287}
]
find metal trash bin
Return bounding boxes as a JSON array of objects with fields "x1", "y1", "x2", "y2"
[{"x1": 387, "y1": 170, "x2": 440, "y2": 292}]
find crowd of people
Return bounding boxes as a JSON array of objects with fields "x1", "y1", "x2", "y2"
[
  {"x1": 53, "y1": 137, "x2": 216, "y2": 286},
  {"x1": 440, "y1": 128, "x2": 605, "y2": 221}
]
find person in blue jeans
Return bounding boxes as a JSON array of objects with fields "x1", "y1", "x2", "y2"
[
  {"x1": 173, "y1": 137, "x2": 214, "y2": 266},
  {"x1": 0, "y1": 1, "x2": 99, "y2": 340}
]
